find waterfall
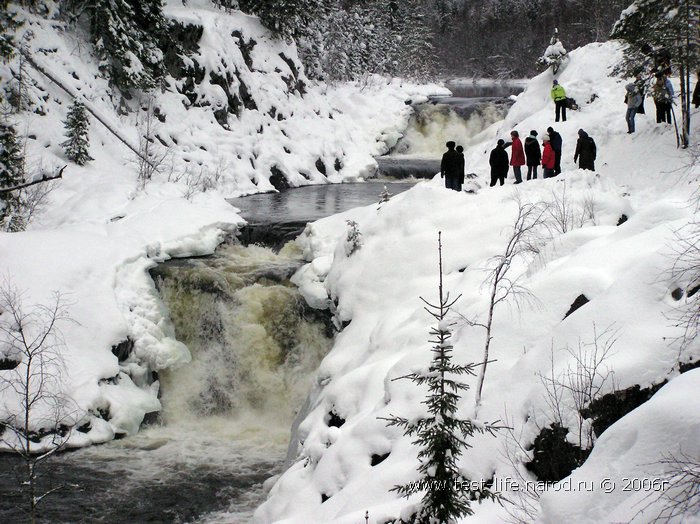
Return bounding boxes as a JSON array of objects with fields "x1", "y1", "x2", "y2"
[
  {"x1": 392, "y1": 99, "x2": 510, "y2": 156},
  {"x1": 151, "y1": 242, "x2": 333, "y2": 427}
]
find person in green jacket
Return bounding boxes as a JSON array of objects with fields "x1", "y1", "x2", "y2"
[{"x1": 551, "y1": 79, "x2": 567, "y2": 122}]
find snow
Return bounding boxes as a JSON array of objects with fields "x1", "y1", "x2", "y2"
[{"x1": 257, "y1": 41, "x2": 700, "y2": 523}]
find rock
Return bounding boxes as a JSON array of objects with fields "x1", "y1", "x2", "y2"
[{"x1": 563, "y1": 294, "x2": 589, "y2": 319}]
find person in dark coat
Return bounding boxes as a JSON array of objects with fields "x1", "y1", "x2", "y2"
[
  {"x1": 546, "y1": 126, "x2": 563, "y2": 175},
  {"x1": 440, "y1": 141, "x2": 462, "y2": 191},
  {"x1": 489, "y1": 139, "x2": 509, "y2": 187},
  {"x1": 456, "y1": 145, "x2": 465, "y2": 191},
  {"x1": 524, "y1": 130, "x2": 541, "y2": 180},
  {"x1": 693, "y1": 71, "x2": 700, "y2": 108},
  {"x1": 574, "y1": 129, "x2": 596, "y2": 171}
]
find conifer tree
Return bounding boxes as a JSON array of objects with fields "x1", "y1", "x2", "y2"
[
  {"x1": 239, "y1": 0, "x2": 328, "y2": 41},
  {"x1": 383, "y1": 232, "x2": 499, "y2": 523},
  {"x1": 63, "y1": 0, "x2": 167, "y2": 92},
  {"x1": 537, "y1": 28, "x2": 569, "y2": 74},
  {"x1": 62, "y1": 100, "x2": 92, "y2": 166},
  {"x1": 0, "y1": 0, "x2": 19, "y2": 61},
  {"x1": 0, "y1": 121, "x2": 24, "y2": 230},
  {"x1": 612, "y1": 0, "x2": 699, "y2": 147}
]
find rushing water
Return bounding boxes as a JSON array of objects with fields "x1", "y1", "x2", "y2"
[{"x1": 375, "y1": 81, "x2": 525, "y2": 179}]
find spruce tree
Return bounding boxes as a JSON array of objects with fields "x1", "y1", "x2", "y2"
[
  {"x1": 239, "y1": 0, "x2": 328, "y2": 41},
  {"x1": 0, "y1": 121, "x2": 24, "y2": 230},
  {"x1": 0, "y1": 0, "x2": 19, "y2": 61},
  {"x1": 383, "y1": 233, "x2": 499, "y2": 523},
  {"x1": 63, "y1": 0, "x2": 167, "y2": 92},
  {"x1": 62, "y1": 100, "x2": 93, "y2": 166},
  {"x1": 537, "y1": 28, "x2": 568, "y2": 74},
  {"x1": 612, "y1": 0, "x2": 700, "y2": 147}
]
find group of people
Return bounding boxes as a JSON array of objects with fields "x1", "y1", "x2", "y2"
[
  {"x1": 485, "y1": 127, "x2": 595, "y2": 187},
  {"x1": 624, "y1": 70, "x2": 676, "y2": 133},
  {"x1": 441, "y1": 63, "x2": 699, "y2": 190},
  {"x1": 439, "y1": 141, "x2": 466, "y2": 191}
]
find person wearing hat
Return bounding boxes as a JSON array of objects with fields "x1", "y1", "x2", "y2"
[
  {"x1": 551, "y1": 79, "x2": 567, "y2": 122},
  {"x1": 489, "y1": 139, "x2": 509, "y2": 187},
  {"x1": 524, "y1": 130, "x2": 541, "y2": 180},
  {"x1": 541, "y1": 134, "x2": 556, "y2": 179},
  {"x1": 440, "y1": 141, "x2": 462, "y2": 191},
  {"x1": 624, "y1": 83, "x2": 643, "y2": 133},
  {"x1": 546, "y1": 126, "x2": 563, "y2": 175},
  {"x1": 574, "y1": 129, "x2": 596, "y2": 171}
]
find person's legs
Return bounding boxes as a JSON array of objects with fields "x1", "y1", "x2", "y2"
[
  {"x1": 532, "y1": 165, "x2": 538, "y2": 179},
  {"x1": 554, "y1": 150, "x2": 562, "y2": 175},
  {"x1": 555, "y1": 102, "x2": 561, "y2": 122},
  {"x1": 526, "y1": 166, "x2": 533, "y2": 180},
  {"x1": 626, "y1": 107, "x2": 636, "y2": 133},
  {"x1": 654, "y1": 100, "x2": 663, "y2": 123},
  {"x1": 513, "y1": 166, "x2": 522, "y2": 183},
  {"x1": 561, "y1": 101, "x2": 567, "y2": 122}
]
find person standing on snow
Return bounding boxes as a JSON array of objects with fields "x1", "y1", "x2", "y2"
[
  {"x1": 574, "y1": 129, "x2": 596, "y2": 171},
  {"x1": 624, "y1": 83, "x2": 643, "y2": 134},
  {"x1": 489, "y1": 139, "x2": 509, "y2": 187},
  {"x1": 551, "y1": 79, "x2": 567, "y2": 122},
  {"x1": 541, "y1": 134, "x2": 556, "y2": 178},
  {"x1": 440, "y1": 141, "x2": 462, "y2": 191},
  {"x1": 524, "y1": 130, "x2": 541, "y2": 180},
  {"x1": 652, "y1": 73, "x2": 673, "y2": 124},
  {"x1": 546, "y1": 126, "x2": 563, "y2": 175},
  {"x1": 505, "y1": 130, "x2": 525, "y2": 184},
  {"x1": 456, "y1": 144, "x2": 465, "y2": 191}
]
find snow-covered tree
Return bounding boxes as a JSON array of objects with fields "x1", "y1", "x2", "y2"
[
  {"x1": 383, "y1": 233, "x2": 499, "y2": 523},
  {"x1": 239, "y1": 0, "x2": 328, "y2": 41},
  {"x1": 537, "y1": 28, "x2": 569, "y2": 74},
  {"x1": 64, "y1": 0, "x2": 167, "y2": 92},
  {"x1": 0, "y1": 0, "x2": 19, "y2": 61},
  {"x1": 62, "y1": 100, "x2": 92, "y2": 166},
  {"x1": 612, "y1": 0, "x2": 700, "y2": 147},
  {"x1": 0, "y1": 121, "x2": 24, "y2": 230}
]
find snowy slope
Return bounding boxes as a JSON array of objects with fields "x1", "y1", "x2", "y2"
[
  {"x1": 0, "y1": 1, "x2": 440, "y2": 449},
  {"x1": 257, "y1": 41, "x2": 700, "y2": 523}
]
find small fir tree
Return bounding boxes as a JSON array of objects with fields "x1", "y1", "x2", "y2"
[
  {"x1": 384, "y1": 232, "x2": 500, "y2": 523},
  {"x1": 0, "y1": 121, "x2": 24, "y2": 230},
  {"x1": 62, "y1": 101, "x2": 92, "y2": 166},
  {"x1": 537, "y1": 28, "x2": 568, "y2": 74}
]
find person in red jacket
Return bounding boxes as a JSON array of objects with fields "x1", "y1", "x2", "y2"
[
  {"x1": 541, "y1": 134, "x2": 556, "y2": 178},
  {"x1": 505, "y1": 130, "x2": 525, "y2": 184}
]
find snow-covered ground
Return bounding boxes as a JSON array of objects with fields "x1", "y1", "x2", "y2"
[
  {"x1": 0, "y1": 2, "x2": 442, "y2": 450},
  {"x1": 257, "y1": 42, "x2": 700, "y2": 523}
]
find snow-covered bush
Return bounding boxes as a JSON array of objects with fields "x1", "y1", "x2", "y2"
[{"x1": 537, "y1": 28, "x2": 569, "y2": 74}]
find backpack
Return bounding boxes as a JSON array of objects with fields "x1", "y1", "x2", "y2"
[{"x1": 566, "y1": 97, "x2": 578, "y2": 110}]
